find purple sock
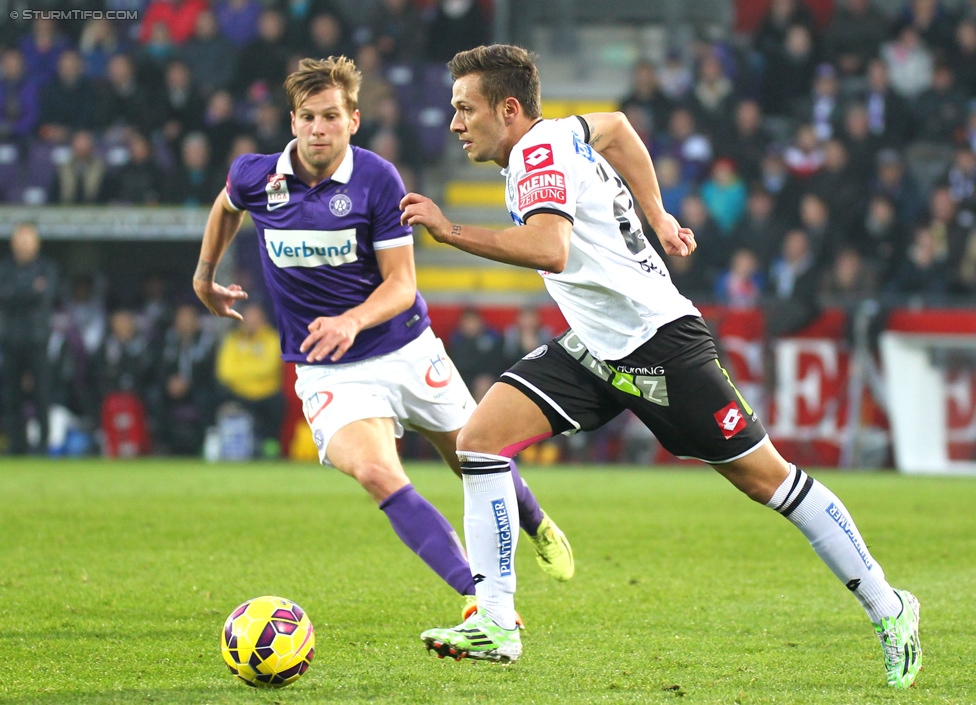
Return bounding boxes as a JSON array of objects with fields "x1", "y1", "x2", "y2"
[
  {"x1": 509, "y1": 460, "x2": 545, "y2": 535},
  {"x1": 379, "y1": 484, "x2": 475, "y2": 595}
]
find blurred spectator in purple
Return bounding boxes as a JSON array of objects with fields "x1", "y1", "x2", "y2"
[
  {"x1": 0, "y1": 222, "x2": 58, "y2": 455},
  {"x1": 873, "y1": 148, "x2": 923, "y2": 226},
  {"x1": 158, "y1": 59, "x2": 206, "y2": 149},
  {"x1": 79, "y1": 19, "x2": 130, "y2": 80},
  {"x1": 914, "y1": 62, "x2": 967, "y2": 145},
  {"x1": 52, "y1": 130, "x2": 109, "y2": 205},
  {"x1": 862, "y1": 58, "x2": 914, "y2": 146},
  {"x1": 303, "y1": 11, "x2": 357, "y2": 64},
  {"x1": 368, "y1": 0, "x2": 427, "y2": 64},
  {"x1": 714, "y1": 248, "x2": 764, "y2": 308},
  {"x1": 657, "y1": 107, "x2": 712, "y2": 183},
  {"x1": 357, "y1": 94, "x2": 424, "y2": 174},
  {"x1": 39, "y1": 49, "x2": 96, "y2": 144},
  {"x1": 796, "y1": 62, "x2": 842, "y2": 142},
  {"x1": 701, "y1": 157, "x2": 747, "y2": 235},
  {"x1": 214, "y1": 0, "x2": 262, "y2": 47},
  {"x1": 108, "y1": 130, "x2": 166, "y2": 204},
  {"x1": 251, "y1": 101, "x2": 287, "y2": 155},
  {"x1": 501, "y1": 307, "x2": 553, "y2": 369},
  {"x1": 881, "y1": 26, "x2": 934, "y2": 101},
  {"x1": 858, "y1": 194, "x2": 907, "y2": 279},
  {"x1": 946, "y1": 148, "x2": 976, "y2": 204},
  {"x1": 949, "y1": 18, "x2": 976, "y2": 97},
  {"x1": 65, "y1": 274, "x2": 108, "y2": 358},
  {"x1": 766, "y1": 228, "x2": 821, "y2": 336},
  {"x1": 94, "y1": 54, "x2": 155, "y2": 134},
  {"x1": 164, "y1": 131, "x2": 225, "y2": 205},
  {"x1": 232, "y1": 8, "x2": 289, "y2": 101},
  {"x1": 760, "y1": 147, "x2": 802, "y2": 221},
  {"x1": 140, "y1": 0, "x2": 209, "y2": 45},
  {"x1": 424, "y1": 0, "x2": 491, "y2": 64},
  {"x1": 760, "y1": 23, "x2": 818, "y2": 117},
  {"x1": 808, "y1": 138, "x2": 865, "y2": 236},
  {"x1": 824, "y1": 0, "x2": 889, "y2": 81},
  {"x1": 202, "y1": 90, "x2": 244, "y2": 166},
  {"x1": 180, "y1": 9, "x2": 238, "y2": 95},
  {"x1": 725, "y1": 99, "x2": 770, "y2": 184},
  {"x1": 0, "y1": 48, "x2": 41, "y2": 141},
  {"x1": 784, "y1": 123, "x2": 824, "y2": 180},
  {"x1": 152, "y1": 302, "x2": 217, "y2": 456},
  {"x1": 690, "y1": 49, "x2": 737, "y2": 141},
  {"x1": 840, "y1": 102, "x2": 883, "y2": 182},
  {"x1": 892, "y1": 0, "x2": 955, "y2": 51},
  {"x1": 821, "y1": 246, "x2": 878, "y2": 298},
  {"x1": 19, "y1": 17, "x2": 70, "y2": 89},
  {"x1": 619, "y1": 58, "x2": 674, "y2": 141},
  {"x1": 658, "y1": 49, "x2": 692, "y2": 102},
  {"x1": 448, "y1": 307, "x2": 504, "y2": 403},
  {"x1": 884, "y1": 225, "x2": 948, "y2": 298},
  {"x1": 733, "y1": 187, "x2": 787, "y2": 269},
  {"x1": 655, "y1": 155, "x2": 691, "y2": 217}
]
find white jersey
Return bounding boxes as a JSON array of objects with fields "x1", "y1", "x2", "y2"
[{"x1": 503, "y1": 117, "x2": 700, "y2": 360}]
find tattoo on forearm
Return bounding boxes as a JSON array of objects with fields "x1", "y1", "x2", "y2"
[
  {"x1": 451, "y1": 224, "x2": 462, "y2": 238},
  {"x1": 590, "y1": 131, "x2": 604, "y2": 148},
  {"x1": 194, "y1": 260, "x2": 216, "y2": 282}
]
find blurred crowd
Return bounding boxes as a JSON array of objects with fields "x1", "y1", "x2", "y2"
[
  {"x1": 0, "y1": 0, "x2": 491, "y2": 203},
  {"x1": 627, "y1": 0, "x2": 976, "y2": 329}
]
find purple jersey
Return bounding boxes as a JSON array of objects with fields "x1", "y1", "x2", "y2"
[{"x1": 226, "y1": 141, "x2": 430, "y2": 364}]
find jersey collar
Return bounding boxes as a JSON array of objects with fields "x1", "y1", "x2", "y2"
[{"x1": 276, "y1": 140, "x2": 354, "y2": 184}]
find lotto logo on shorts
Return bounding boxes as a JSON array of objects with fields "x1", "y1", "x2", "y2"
[
  {"x1": 522, "y1": 144, "x2": 554, "y2": 172},
  {"x1": 517, "y1": 170, "x2": 567, "y2": 210},
  {"x1": 714, "y1": 401, "x2": 746, "y2": 439}
]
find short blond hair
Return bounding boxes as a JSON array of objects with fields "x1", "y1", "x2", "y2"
[{"x1": 284, "y1": 56, "x2": 361, "y2": 115}]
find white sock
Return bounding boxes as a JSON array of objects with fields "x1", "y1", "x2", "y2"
[
  {"x1": 767, "y1": 464, "x2": 902, "y2": 623},
  {"x1": 458, "y1": 451, "x2": 519, "y2": 630}
]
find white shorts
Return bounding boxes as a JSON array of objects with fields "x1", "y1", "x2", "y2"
[{"x1": 294, "y1": 327, "x2": 476, "y2": 465}]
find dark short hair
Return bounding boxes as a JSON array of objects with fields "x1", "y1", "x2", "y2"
[{"x1": 447, "y1": 44, "x2": 542, "y2": 119}]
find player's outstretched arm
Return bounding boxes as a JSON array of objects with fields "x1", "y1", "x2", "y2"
[
  {"x1": 193, "y1": 190, "x2": 249, "y2": 321},
  {"x1": 399, "y1": 192, "x2": 570, "y2": 271},
  {"x1": 581, "y1": 111, "x2": 696, "y2": 257}
]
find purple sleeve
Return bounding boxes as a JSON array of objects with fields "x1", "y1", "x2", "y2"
[
  {"x1": 369, "y1": 162, "x2": 413, "y2": 245},
  {"x1": 225, "y1": 154, "x2": 251, "y2": 210}
]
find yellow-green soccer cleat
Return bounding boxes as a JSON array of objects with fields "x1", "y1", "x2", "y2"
[
  {"x1": 422, "y1": 610, "x2": 522, "y2": 663},
  {"x1": 527, "y1": 512, "x2": 574, "y2": 581},
  {"x1": 874, "y1": 589, "x2": 922, "y2": 688},
  {"x1": 461, "y1": 594, "x2": 524, "y2": 629}
]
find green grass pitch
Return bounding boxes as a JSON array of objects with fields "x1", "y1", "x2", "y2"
[{"x1": 1, "y1": 459, "x2": 974, "y2": 704}]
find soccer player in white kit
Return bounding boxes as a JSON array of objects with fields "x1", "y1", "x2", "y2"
[
  {"x1": 193, "y1": 56, "x2": 574, "y2": 625},
  {"x1": 400, "y1": 45, "x2": 921, "y2": 687}
]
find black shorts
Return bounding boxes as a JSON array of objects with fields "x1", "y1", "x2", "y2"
[{"x1": 500, "y1": 316, "x2": 767, "y2": 464}]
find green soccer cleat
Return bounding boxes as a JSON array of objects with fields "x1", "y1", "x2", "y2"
[
  {"x1": 874, "y1": 589, "x2": 922, "y2": 688},
  {"x1": 422, "y1": 610, "x2": 522, "y2": 663},
  {"x1": 461, "y1": 594, "x2": 524, "y2": 629},
  {"x1": 527, "y1": 512, "x2": 574, "y2": 581}
]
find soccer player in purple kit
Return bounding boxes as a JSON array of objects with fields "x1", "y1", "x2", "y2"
[
  {"x1": 192, "y1": 56, "x2": 574, "y2": 622},
  {"x1": 402, "y1": 45, "x2": 921, "y2": 687}
]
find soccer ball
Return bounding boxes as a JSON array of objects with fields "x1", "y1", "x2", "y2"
[{"x1": 220, "y1": 595, "x2": 315, "y2": 688}]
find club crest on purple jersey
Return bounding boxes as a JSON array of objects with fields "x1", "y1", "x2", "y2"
[{"x1": 329, "y1": 193, "x2": 352, "y2": 217}]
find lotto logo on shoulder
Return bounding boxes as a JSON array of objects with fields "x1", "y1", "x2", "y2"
[
  {"x1": 522, "y1": 144, "x2": 554, "y2": 172},
  {"x1": 714, "y1": 401, "x2": 746, "y2": 439},
  {"x1": 517, "y1": 170, "x2": 567, "y2": 210}
]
